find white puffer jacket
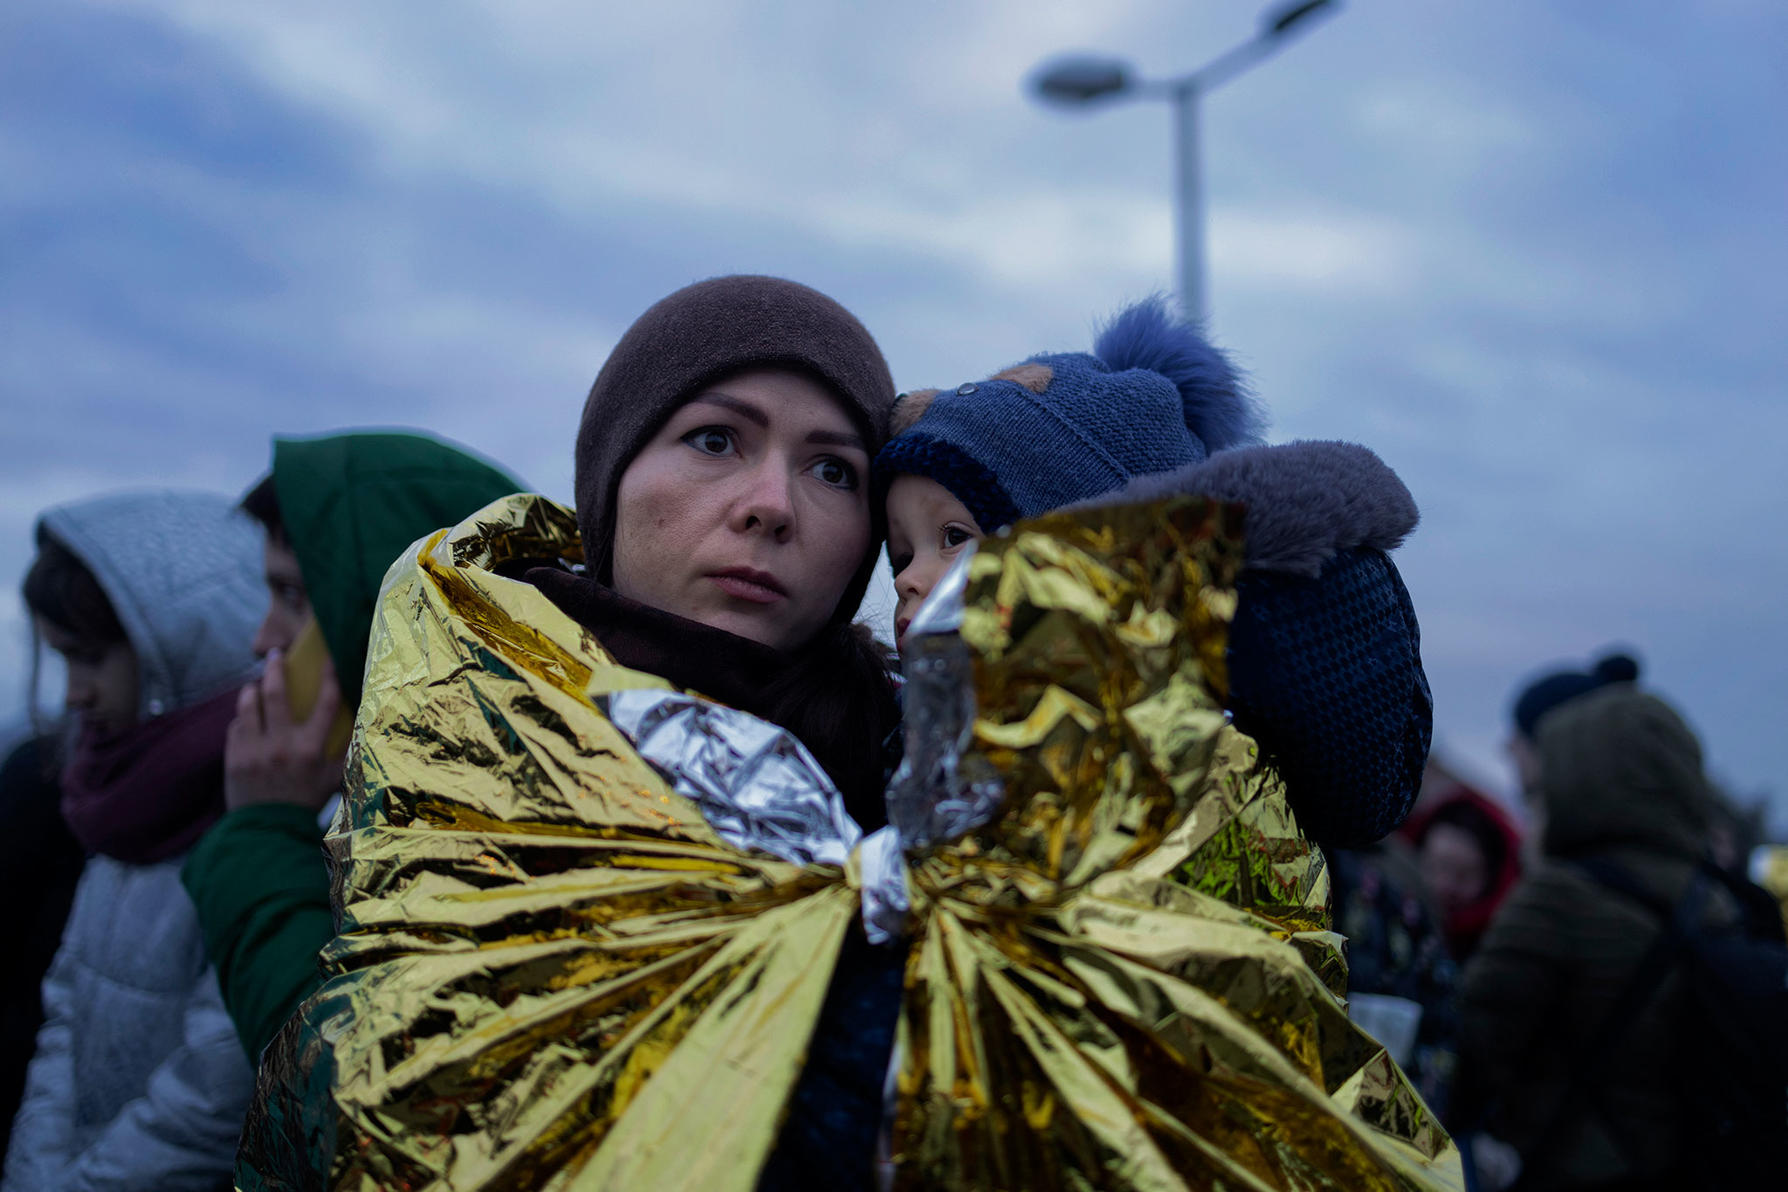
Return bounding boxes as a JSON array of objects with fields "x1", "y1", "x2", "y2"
[
  {"x1": 3, "y1": 858, "x2": 252, "y2": 1191},
  {"x1": 3, "y1": 491, "x2": 264, "y2": 1191}
]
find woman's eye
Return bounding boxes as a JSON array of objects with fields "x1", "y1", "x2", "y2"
[
  {"x1": 812, "y1": 458, "x2": 859, "y2": 490},
  {"x1": 684, "y1": 428, "x2": 734, "y2": 456}
]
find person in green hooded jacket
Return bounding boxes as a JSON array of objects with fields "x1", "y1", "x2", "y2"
[{"x1": 181, "y1": 432, "x2": 521, "y2": 1062}]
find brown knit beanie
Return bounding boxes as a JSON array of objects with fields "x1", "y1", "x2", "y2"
[{"x1": 575, "y1": 275, "x2": 897, "y2": 628}]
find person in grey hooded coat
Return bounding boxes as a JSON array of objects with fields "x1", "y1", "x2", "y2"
[{"x1": 4, "y1": 491, "x2": 263, "y2": 1192}]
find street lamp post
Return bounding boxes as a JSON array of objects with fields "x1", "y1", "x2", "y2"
[
  {"x1": 1030, "y1": 0, "x2": 1338, "y2": 324},
  {"x1": 1172, "y1": 81, "x2": 1203, "y2": 326}
]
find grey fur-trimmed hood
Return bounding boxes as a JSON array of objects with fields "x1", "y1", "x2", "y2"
[{"x1": 1081, "y1": 440, "x2": 1419, "y2": 577}]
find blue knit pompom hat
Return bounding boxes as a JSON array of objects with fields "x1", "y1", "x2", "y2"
[{"x1": 875, "y1": 297, "x2": 1266, "y2": 531}]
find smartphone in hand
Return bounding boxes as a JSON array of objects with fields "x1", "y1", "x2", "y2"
[{"x1": 282, "y1": 618, "x2": 354, "y2": 757}]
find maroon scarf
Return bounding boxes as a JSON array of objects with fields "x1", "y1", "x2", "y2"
[{"x1": 59, "y1": 687, "x2": 239, "y2": 864}]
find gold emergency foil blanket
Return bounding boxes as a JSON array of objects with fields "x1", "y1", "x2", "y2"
[
  {"x1": 238, "y1": 493, "x2": 1459, "y2": 1191},
  {"x1": 238, "y1": 495, "x2": 858, "y2": 1192},
  {"x1": 890, "y1": 500, "x2": 1458, "y2": 1190}
]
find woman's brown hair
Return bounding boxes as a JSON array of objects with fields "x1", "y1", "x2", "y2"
[
  {"x1": 21, "y1": 533, "x2": 126, "y2": 740},
  {"x1": 22, "y1": 534, "x2": 124, "y2": 643}
]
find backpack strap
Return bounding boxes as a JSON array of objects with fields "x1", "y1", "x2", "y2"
[
  {"x1": 1508, "y1": 858, "x2": 1688, "y2": 1190},
  {"x1": 1590, "y1": 855, "x2": 1787, "y2": 947},
  {"x1": 1693, "y1": 858, "x2": 1788, "y2": 942}
]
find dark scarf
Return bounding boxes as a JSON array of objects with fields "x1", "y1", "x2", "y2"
[
  {"x1": 530, "y1": 569, "x2": 793, "y2": 721},
  {"x1": 527, "y1": 568, "x2": 896, "y2": 828},
  {"x1": 59, "y1": 687, "x2": 238, "y2": 863}
]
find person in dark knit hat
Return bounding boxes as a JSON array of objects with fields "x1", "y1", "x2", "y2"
[
  {"x1": 520, "y1": 275, "x2": 905, "y2": 1191},
  {"x1": 877, "y1": 295, "x2": 1432, "y2": 848},
  {"x1": 534, "y1": 275, "x2": 900, "y2": 825},
  {"x1": 1506, "y1": 649, "x2": 1641, "y2": 796},
  {"x1": 1455, "y1": 680, "x2": 1747, "y2": 1189}
]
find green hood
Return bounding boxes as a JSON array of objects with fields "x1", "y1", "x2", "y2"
[
  {"x1": 1537, "y1": 684, "x2": 1712, "y2": 861},
  {"x1": 272, "y1": 432, "x2": 521, "y2": 701}
]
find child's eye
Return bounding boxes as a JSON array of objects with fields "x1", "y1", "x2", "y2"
[
  {"x1": 684, "y1": 427, "x2": 735, "y2": 456},
  {"x1": 812, "y1": 457, "x2": 859, "y2": 491},
  {"x1": 943, "y1": 525, "x2": 976, "y2": 550},
  {"x1": 889, "y1": 551, "x2": 914, "y2": 577}
]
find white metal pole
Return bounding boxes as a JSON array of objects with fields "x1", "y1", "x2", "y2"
[{"x1": 1172, "y1": 82, "x2": 1205, "y2": 324}]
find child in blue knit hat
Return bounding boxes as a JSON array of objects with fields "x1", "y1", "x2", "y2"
[
  {"x1": 875, "y1": 297, "x2": 1433, "y2": 846},
  {"x1": 878, "y1": 297, "x2": 1263, "y2": 643}
]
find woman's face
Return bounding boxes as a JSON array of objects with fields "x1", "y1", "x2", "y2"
[
  {"x1": 612, "y1": 369, "x2": 872, "y2": 651},
  {"x1": 1419, "y1": 822, "x2": 1490, "y2": 918},
  {"x1": 36, "y1": 615, "x2": 138, "y2": 736}
]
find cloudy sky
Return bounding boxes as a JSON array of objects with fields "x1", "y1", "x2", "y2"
[{"x1": 4, "y1": 1, "x2": 1784, "y2": 825}]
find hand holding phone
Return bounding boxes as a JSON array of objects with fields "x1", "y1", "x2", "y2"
[
  {"x1": 225, "y1": 618, "x2": 351, "y2": 811},
  {"x1": 281, "y1": 618, "x2": 354, "y2": 758}
]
